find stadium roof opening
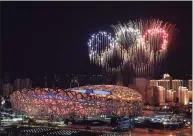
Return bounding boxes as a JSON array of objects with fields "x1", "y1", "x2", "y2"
[{"x1": 72, "y1": 89, "x2": 112, "y2": 95}]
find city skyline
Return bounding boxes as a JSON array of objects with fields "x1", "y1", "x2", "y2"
[{"x1": 2, "y1": 1, "x2": 192, "y2": 79}]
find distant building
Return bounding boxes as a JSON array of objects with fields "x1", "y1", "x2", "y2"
[
  {"x1": 135, "y1": 78, "x2": 149, "y2": 102},
  {"x1": 166, "y1": 89, "x2": 174, "y2": 102},
  {"x1": 178, "y1": 86, "x2": 189, "y2": 105},
  {"x1": 162, "y1": 73, "x2": 171, "y2": 80},
  {"x1": 150, "y1": 79, "x2": 171, "y2": 90},
  {"x1": 188, "y1": 80, "x2": 192, "y2": 102},
  {"x1": 188, "y1": 90, "x2": 192, "y2": 102},
  {"x1": 14, "y1": 78, "x2": 21, "y2": 90},
  {"x1": 75, "y1": 74, "x2": 105, "y2": 86},
  {"x1": 0, "y1": 78, "x2": 2, "y2": 91},
  {"x1": 22, "y1": 78, "x2": 32, "y2": 89},
  {"x1": 21, "y1": 79, "x2": 25, "y2": 89},
  {"x1": 53, "y1": 74, "x2": 60, "y2": 88},
  {"x1": 147, "y1": 86, "x2": 165, "y2": 105},
  {"x1": 14, "y1": 78, "x2": 32, "y2": 90},
  {"x1": 70, "y1": 77, "x2": 79, "y2": 88},
  {"x1": 150, "y1": 80, "x2": 158, "y2": 87},
  {"x1": 150, "y1": 74, "x2": 172, "y2": 103},
  {"x1": 157, "y1": 80, "x2": 170, "y2": 101},
  {"x1": 172, "y1": 80, "x2": 183, "y2": 99},
  {"x1": 89, "y1": 75, "x2": 104, "y2": 85},
  {"x1": 157, "y1": 80, "x2": 170, "y2": 91},
  {"x1": 149, "y1": 80, "x2": 169, "y2": 103},
  {"x1": 188, "y1": 80, "x2": 192, "y2": 91},
  {"x1": 3, "y1": 83, "x2": 13, "y2": 98},
  {"x1": 143, "y1": 73, "x2": 191, "y2": 105},
  {"x1": 44, "y1": 77, "x2": 48, "y2": 88}
]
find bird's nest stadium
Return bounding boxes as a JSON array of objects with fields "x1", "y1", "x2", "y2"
[{"x1": 10, "y1": 85, "x2": 142, "y2": 118}]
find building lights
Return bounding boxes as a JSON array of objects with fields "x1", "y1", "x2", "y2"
[{"x1": 10, "y1": 85, "x2": 142, "y2": 118}]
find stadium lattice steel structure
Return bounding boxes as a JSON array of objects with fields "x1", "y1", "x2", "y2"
[{"x1": 10, "y1": 85, "x2": 142, "y2": 118}]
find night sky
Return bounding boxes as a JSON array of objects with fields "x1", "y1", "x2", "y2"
[{"x1": 2, "y1": 2, "x2": 192, "y2": 79}]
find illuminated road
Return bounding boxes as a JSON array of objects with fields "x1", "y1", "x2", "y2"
[
  {"x1": 73, "y1": 127, "x2": 192, "y2": 136},
  {"x1": 5, "y1": 123, "x2": 192, "y2": 136},
  {"x1": 130, "y1": 127, "x2": 192, "y2": 136}
]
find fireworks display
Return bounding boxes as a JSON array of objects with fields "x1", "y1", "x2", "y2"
[
  {"x1": 88, "y1": 32, "x2": 115, "y2": 69},
  {"x1": 88, "y1": 19, "x2": 175, "y2": 82}
]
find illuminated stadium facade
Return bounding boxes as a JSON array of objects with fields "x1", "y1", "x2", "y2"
[{"x1": 10, "y1": 85, "x2": 142, "y2": 118}]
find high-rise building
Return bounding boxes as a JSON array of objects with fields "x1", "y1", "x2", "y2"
[
  {"x1": 188, "y1": 80, "x2": 192, "y2": 91},
  {"x1": 172, "y1": 80, "x2": 183, "y2": 99},
  {"x1": 21, "y1": 79, "x2": 25, "y2": 89},
  {"x1": 178, "y1": 86, "x2": 189, "y2": 105},
  {"x1": 14, "y1": 78, "x2": 32, "y2": 90},
  {"x1": 147, "y1": 86, "x2": 165, "y2": 105},
  {"x1": 188, "y1": 80, "x2": 192, "y2": 102},
  {"x1": 166, "y1": 89, "x2": 174, "y2": 102},
  {"x1": 21, "y1": 78, "x2": 32, "y2": 89},
  {"x1": 14, "y1": 78, "x2": 21, "y2": 90},
  {"x1": 172, "y1": 80, "x2": 183, "y2": 91},
  {"x1": 3, "y1": 83, "x2": 13, "y2": 98},
  {"x1": 158, "y1": 80, "x2": 170, "y2": 90},
  {"x1": 150, "y1": 79, "x2": 170, "y2": 102},
  {"x1": 147, "y1": 75, "x2": 191, "y2": 105},
  {"x1": 162, "y1": 73, "x2": 172, "y2": 80},
  {"x1": 149, "y1": 80, "x2": 158, "y2": 87},
  {"x1": 135, "y1": 78, "x2": 149, "y2": 102},
  {"x1": 25, "y1": 78, "x2": 32, "y2": 88},
  {"x1": 162, "y1": 73, "x2": 172, "y2": 87},
  {"x1": 157, "y1": 86, "x2": 165, "y2": 105},
  {"x1": 158, "y1": 79, "x2": 170, "y2": 101},
  {"x1": 188, "y1": 90, "x2": 192, "y2": 102}
]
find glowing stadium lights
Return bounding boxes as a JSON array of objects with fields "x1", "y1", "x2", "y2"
[{"x1": 10, "y1": 85, "x2": 142, "y2": 118}]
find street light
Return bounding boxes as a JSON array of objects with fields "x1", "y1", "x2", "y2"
[
  {"x1": 1, "y1": 99, "x2": 5, "y2": 106},
  {"x1": 164, "y1": 106, "x2": 167, "y2": 113},
  {"x1": 163, "y1": 121, "x2": 167, "y2": 131}
]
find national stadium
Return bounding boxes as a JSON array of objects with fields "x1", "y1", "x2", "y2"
[{"x1": 10, "y1": 85, "x2": 142, "y2": 118}]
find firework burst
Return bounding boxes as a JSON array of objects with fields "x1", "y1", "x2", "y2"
[{"x1": 88, "y1": 19, "x2": 175, "y2": 83}]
